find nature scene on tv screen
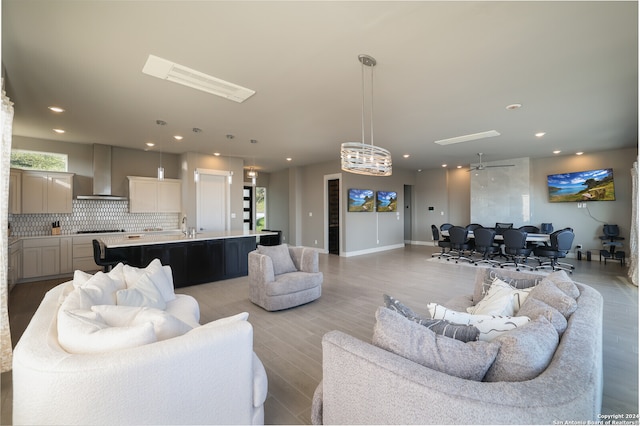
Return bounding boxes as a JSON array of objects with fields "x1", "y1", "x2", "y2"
[
  {"x1": 348, "y1": 189, "x2": 374, "y2": 212},
  {"x1": 547, "y1": 168, "x2": 615, "y2": 202},
  {"x1": 376, "y1": 191, "x2": 397, "y2": 212}
]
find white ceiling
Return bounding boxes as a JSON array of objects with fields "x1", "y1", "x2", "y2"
[{"x1": 2, "y1": 1, "x2": 638, "y2": 173}]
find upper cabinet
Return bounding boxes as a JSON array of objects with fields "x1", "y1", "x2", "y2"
[
  {"x1": 9, "y1": 169, "x2": 22, "y2": 214},
  {"x1": 128, "y1": 176, "x2": 181, "y2": 213},
  {"x1": 21, "y1": 171, "x2": 74, "y2": 214}
]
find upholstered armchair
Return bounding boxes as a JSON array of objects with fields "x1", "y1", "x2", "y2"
[{"x1": 248, "y1": 245, "x2": 322, "y2": 311}]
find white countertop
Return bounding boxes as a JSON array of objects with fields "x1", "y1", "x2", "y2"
[{"x1": 100, "y1": 230, "x2": 276, "y2": 248}]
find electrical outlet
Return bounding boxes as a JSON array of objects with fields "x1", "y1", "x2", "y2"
[{"x1": 576, "y1": 244, "x2": 583, "y2": 250}]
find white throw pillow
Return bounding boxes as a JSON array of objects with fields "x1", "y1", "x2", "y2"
[
  {"x1": 117, "y1": 272, "x2": 166, "y2": 310},
  {"x1": 57, "y1": 309, "x2": 156, "y2": 354},
  {"x1": 468, "y1": 278, "x2": 532, "y2": 316},
  {"x1": 427, "y1": 303, "x2": 531, "y2": 341},
  {"x1": 123, "y1": 259, "x2": 176, "y2": 302},
  {"x1": 92, "y1": 305, "x2": 193, "y2": 341},
  {"x1": 63, "y1": 272, "x2": 119, "y2": 310},
  {"x1": 73, "y1": 263, "x2": 126, "y2": 291}
]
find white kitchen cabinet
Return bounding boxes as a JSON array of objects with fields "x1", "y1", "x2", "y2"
[
  {"x1": 128, "y1": 176, "x2": 181, "y2": 213},
  {"x1": 9, "y1": 169, "x2": 22, "y2": 214},
  {"x1": 60, "y1": 237, "x2": 73, "y2": 274},
  {"x1": 21, "y1": 171, "x2": 74, "y2": 213},
  {"x1": 72, "y1": 235, "x2": 100, "y2": 272},
  {"x1": 22, "y1": 238, "x2": 60, "y2": 279},
  {"x1": 9, "y1": 239, "x2": 22, "y2": 290}
]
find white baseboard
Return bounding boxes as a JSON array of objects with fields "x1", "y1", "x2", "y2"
[{"x1": 342, "y1": 243, "x2": 406, "y2": 257}]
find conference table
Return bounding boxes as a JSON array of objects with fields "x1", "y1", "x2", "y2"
[{"x1": 441, "y1": 229, "x2": 550, "y2": 243}]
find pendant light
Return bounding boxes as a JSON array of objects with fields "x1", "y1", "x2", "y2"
[{"x1": 340, "y1": 54, "x2": 392, "y2": 176}]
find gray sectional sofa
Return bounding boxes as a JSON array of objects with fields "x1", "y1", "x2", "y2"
[{"x1": 311, "y1": 268, "x2": 603, "y2": 425}]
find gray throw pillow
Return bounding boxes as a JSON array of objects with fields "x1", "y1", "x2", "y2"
[
  {"x1": 517, "y1": 297, "x2": 567, "y2": 335},
  {"x1": 529, "y1": 280, "x2": 578, "y2": 318},
  {"x1": 257, "y1": 244, "x2": 297, "y2": 275},
  {"x1": 384, "y1": 295, "x2": 480, "y2": 342},
  {"x1": 545, "y1": 270, "x2": 580, "y2": 299},
  {"x1": 372, "y1": 307, "x2": 499, "y2": 381},
  {"x1": 483, "y1": 316, "x2": 559, "y2": 382}
]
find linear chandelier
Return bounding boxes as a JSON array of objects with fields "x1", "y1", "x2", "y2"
[{"x1": 341, "y1": 54, "x2": 392, "y2": 176}]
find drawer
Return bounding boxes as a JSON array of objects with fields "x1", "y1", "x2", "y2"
[
  {"x1": 23, "y1": 238, "x2": 60, "y2": 249},
  {"x1": 73, "y1": 257, "x2": 100, "y2": 272},
  {"x1": 74, "y1": 243, "x2": 93, "y2": 258}
]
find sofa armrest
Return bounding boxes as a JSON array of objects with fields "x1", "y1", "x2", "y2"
[
  {"x1": 248, "y1": 250, "x2": 275, "y2": 283},
  {"x1": 14, "y1": 295, "x2": 264, "y2": 426}
]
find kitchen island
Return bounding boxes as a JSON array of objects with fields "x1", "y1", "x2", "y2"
[{"x1": 100, "y1": 230, "x2": 277, "y2": 288}]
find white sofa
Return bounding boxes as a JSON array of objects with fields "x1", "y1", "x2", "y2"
[{"x1": 13, "y1": 261, "x2": 268, "y2": 425}]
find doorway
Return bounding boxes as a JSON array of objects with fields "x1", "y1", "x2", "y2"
[
  {"x1": 196, "y1": 169, "x2": 230, "y2": 232},
  {"x1": 328, "y1": 178, "x2": 340, "y2": 255}
]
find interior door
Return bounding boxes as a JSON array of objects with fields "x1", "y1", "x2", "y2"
[
  {"x1": 196, "y1": 172, "x2": 228, "y2": 232},
  {"x1": 328, "y1": 179, "x2": 340, "y2": 255}
]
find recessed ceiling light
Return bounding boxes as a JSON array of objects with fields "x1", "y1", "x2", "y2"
[
  {"x1": 286, "y1": 157, "x2": 292, "y2": 162},
  {"x1": 226, "y1": 134, "x2": 234, "y2": 140},
  {"x1": 173, "y1": 135, "x2": 183, "y2": 141},
  {"x1": 535, "y1": 132, "x2": 546, "y2": 138},
  {"x1": 214, "y1": 152, "x2": 221, "y2": 156},
  {"x1": 553, "y1": 150, "x2": 561, "y2": 154},
  {"x1": 457, "y1": 165, "x2": 462, "y2": 169},
  {"x1": 250, "y1": 139, "x2": 258, "y2": 144},
  {"x1": 48, "y1": 106, "x2": 65, "y2": 113},
  {"x1": 52, "y1": 128, "x2": 65, "y2": 134},
  {"x1": 505, "y1": 103, "x2": 522, "y2": 110},
  {"x1": 146, "y1": 142, "x2": 155, "y2": 147},
  {"x1": 403, "y1": 154, "x2": 410, "y2": 158},
  {"x1": 441, "y1": 164, "x2": 447, "y2": 168},
  {"x1": 417, "y1": 169, "x2": 422, "y2": 172},
  {"x1": 576, "y1": 152, "x2": 584, "y2": 155}
]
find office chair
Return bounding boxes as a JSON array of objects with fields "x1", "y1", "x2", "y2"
[
  {"x1": 494, "y1": 222, "x2": 513, "y2": 235},
  {"x1": 446, "y1": 226, "x2": 474, "y2": 264},
  {"x1": 540, "y1": 223, "x2": 554, "y2": 234},
  {"x1": 431, "y1": 225, "x2": 451, "y2": 259},
  {"x1": 500, "y1": 229, "x2": 534, "y2": 271},
  {"x1": 599, "y1": 224, "x2": 625, "y2": 265},
  {"x1": 472, "y1": 227, "x2": 500, "y2": 267},
  {"x1": 92, "y1": 239, "x2": 125, "y2": 272},
  {"x1": 440, "y1": 223, "x2": 453, "y2": 232},
  {"x1": 534, "y1": 228, "x2": 575, "y2": 273}
]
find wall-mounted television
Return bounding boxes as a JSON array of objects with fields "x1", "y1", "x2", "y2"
[
  {"x1": 547, "y1": 168, "x2": 615, "y2": 202},
  {"x1": 376, "y1": 191, "x2": 397, "y2": 212},
  {"x1": 348, "y1": 188, "x2": 374, "y2": 212}
]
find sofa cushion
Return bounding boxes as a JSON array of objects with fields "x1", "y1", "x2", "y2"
[
  {"x1": 427, "y1": 303, "x2": 531, "y2": 341},
  {"x1": 372, "y1": 307, "x2": 499, "y2": 381},
  {"x1": 545, "y1": 270, "x2": 580, "y2": 299},
  {"x1": 116, "y1": 272, "x2": 166, "y2": 310},
  {"x1": 73, "y1": 262, "x2": 126, "y2": 291},
  {"x1": 91, "y1": 305, "x2": 193, "y2": 341},
  {"x1": 384, "y1": 295, "x2": 479, "y2": 342},
  {"x1": 528, "y1": 279, "x2": 577, "y2": 318},
  {"x1": 483, "y1": 316, "x2": 559, "y2": 382},
  {"x1": 57, "y1": 309, "x2": 157, "y2": 354},
  {"x1": 123, "y1": 259, "x2": 176, "y2": 302},
  {"x1": 257, "y1": 244, "x2": 297, "y2": 275},
  {"x1": 266, "y1": 271, "x2": 321, "y2": 296},
  {"x1": 63, "y1": 272, "x2": 119, "y2": 310},
  {"x1": 517, "y1": 296, "x2": 568, "y2": 335},
  {"x1": 468, "y1": 278, "x2": 532, "y2": 316}
]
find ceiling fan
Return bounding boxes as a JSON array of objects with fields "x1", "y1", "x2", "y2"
[{"x1": 467, "y1": 153, "x2": 515, "y2": 172}]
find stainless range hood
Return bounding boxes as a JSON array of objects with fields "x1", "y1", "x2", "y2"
[{"x1": 76, "y1": 144, "x2": 128, "y2": 200}]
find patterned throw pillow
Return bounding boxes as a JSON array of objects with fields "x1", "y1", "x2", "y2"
[
  {"x1": 468, "y1": 278, "x2": 533, "y2": 316},
  {"x1": 373, "y1": 307, "x2": 499, "y2": 381},
  {"x1": 427, "y1": 303, "x2": 531, "y2": 341},
  {"x1": 384, "y1": 295, "x2": 480, "y2": 342},
  {"x1": 474, "y1": 270, "x2": 542, "y2": 303}
]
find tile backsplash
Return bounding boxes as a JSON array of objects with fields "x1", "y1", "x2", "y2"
[{"x1": 9, "y1": 199, "x2": 180, "y2": 236}]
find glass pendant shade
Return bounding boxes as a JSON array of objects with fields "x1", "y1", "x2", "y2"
[
  {"x1": 157, "y1": 166, "x2": 164, "y2": 180},
  {"x1": 340, "y1": 54, "x2": 392, "y2": 177}
]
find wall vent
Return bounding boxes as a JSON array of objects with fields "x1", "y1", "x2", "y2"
[
  {"x1": 142, "y1": 54, "x2": 255, "y2": 103},
  {"x1": 434, "y1": 130, "x2": 501, "y2": 146}
]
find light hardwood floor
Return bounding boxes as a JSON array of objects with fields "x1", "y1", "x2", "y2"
[{"x1": 2, "y1": 245, "x2": 638, "y2": 424}]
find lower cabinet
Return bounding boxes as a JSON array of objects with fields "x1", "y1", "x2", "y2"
[
  {"x1": 22, "y1": 238, "x2": 60, "y2": 279},
  {"x1": 9, "y1": 240, "x2": 22, "y2": 290},
  {"x1": 111, "y1": 236, "x2": 255, "y2": 288}
]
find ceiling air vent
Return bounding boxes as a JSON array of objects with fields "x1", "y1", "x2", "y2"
[
  {"x1": 142, "y1": 54, "x2": 255, "y2": 103},
  {"x1": 434, "y1": 130, "x2": 501, "y2": 146}
]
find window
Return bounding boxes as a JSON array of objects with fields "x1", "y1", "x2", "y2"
[
  {"x1": 256, "y1": 186, "x2": 266, "y2": 231},
  {"x1": 10, "y1": 149, "x2": 68, "y2": 171}
]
